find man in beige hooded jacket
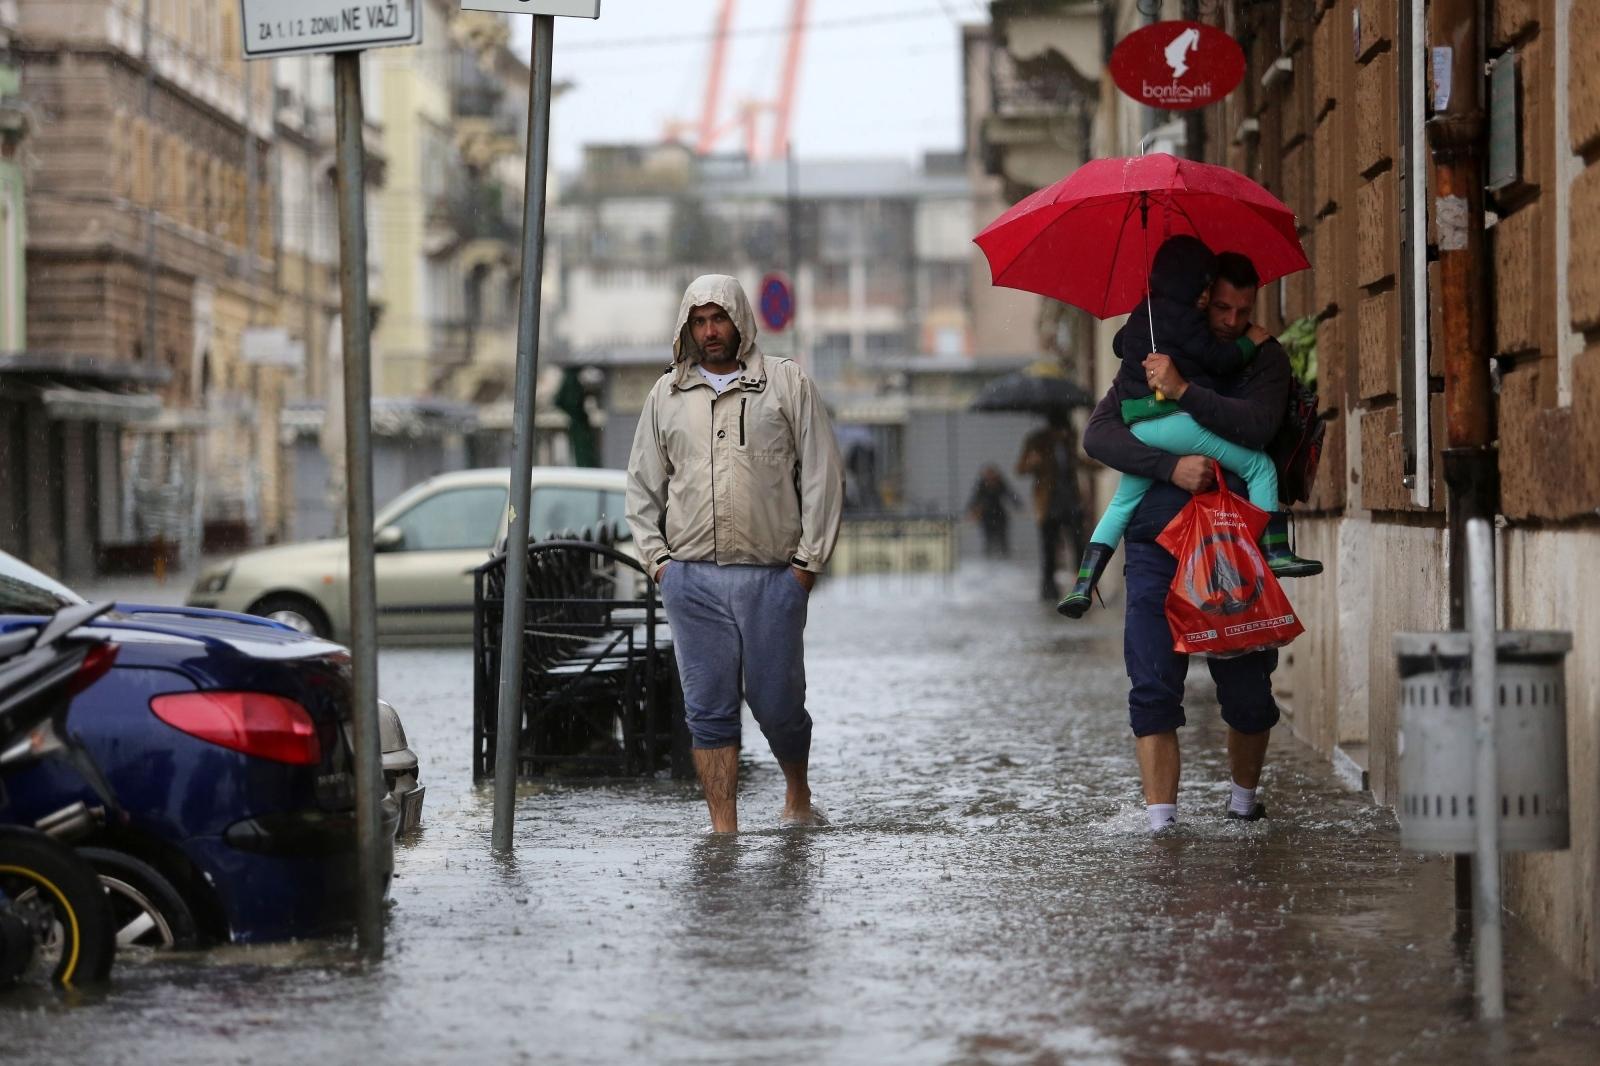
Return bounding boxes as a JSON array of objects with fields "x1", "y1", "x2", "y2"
[{"x1": 626, "y1": 274, "x2": 844, "y2": 833}]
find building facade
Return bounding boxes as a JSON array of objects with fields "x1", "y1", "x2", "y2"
[{"x1": 4, "y1": 0, "x2": 281, "y2": 574}]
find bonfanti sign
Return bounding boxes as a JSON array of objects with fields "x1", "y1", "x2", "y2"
[
  {"x1": 458, "y1": 1, "x2": 600, "y2": 15},
  {"x1": 1108, "y1": 21, "x2": 1245, "y2": 113},
  {"x1": 241, "y1": 0, "x2": 421, "y2": 59}
]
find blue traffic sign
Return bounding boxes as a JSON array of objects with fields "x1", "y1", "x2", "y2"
[{"x1": 759, "y1": 272, "x2": 794, "y2": 333}]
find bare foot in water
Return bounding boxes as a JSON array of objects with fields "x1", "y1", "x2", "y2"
[{"x1": 780, "y1": 803, "x2": 828, "y2": 828}]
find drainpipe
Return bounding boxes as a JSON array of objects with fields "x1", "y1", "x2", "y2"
[
  {"x1": 140, "y1": 0, "x2": 158, "y2": 373},
  {"x1": 1181, "y1": 0, "x2": 1206, "y2": 162},
  {"x1": 1426, "y1": 0, "x2": 1497, "y2": 910}
]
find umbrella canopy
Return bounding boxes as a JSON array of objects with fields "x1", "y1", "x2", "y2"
[
  {"x1": 970, "y1": 361, "x2": 1094, "y2": 416},
  {"x1": 973, "y1": 153, "x2": 1308, "y2": 318}
]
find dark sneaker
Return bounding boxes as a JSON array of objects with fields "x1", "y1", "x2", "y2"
[{"x1": 1225, "y1": 802, "x2": 1267, "y2": 821}]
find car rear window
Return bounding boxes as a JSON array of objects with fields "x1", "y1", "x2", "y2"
[{"x1": 389, "y1": 486, "x2": 509, "y2": 551}]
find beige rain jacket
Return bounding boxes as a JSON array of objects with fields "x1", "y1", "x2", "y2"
[{"x1": 625, "y1": 274, "x2": 844, "y2": 573}]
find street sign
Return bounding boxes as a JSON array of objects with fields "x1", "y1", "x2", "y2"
[
  {"x1": 241, "y1": 327, "x2": 307, "y2": 368},
  {"x1": 240, "y1": 0, "x2": 421, "y2": 59},
  {"x1": 1108, "y1": 21, "x2": 1245, "y2": 111},
  {"x1": 758, "y1": 272, "x2": 794, "y2": 333},
  {"x1": 459, "y1": 0, "x2": 600, "y2": 16}
]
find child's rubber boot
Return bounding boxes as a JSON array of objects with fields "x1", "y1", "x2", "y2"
[
  {"x1": 1262, "y1": 511, "x2": 1322, "y2": 578},
  {"x1": 1057, "y1": 542, "x2": 1115, "y2": 618}
]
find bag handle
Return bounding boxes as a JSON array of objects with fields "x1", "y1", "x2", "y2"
[{"x1": 1211, "y1": 460, "x2": 1235, "y2": 503}]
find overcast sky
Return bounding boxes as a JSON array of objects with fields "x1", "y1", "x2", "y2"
[{"x1": 512, "y1": 1, "x2": 979, "y2": 173}]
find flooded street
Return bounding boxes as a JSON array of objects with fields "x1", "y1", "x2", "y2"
[{"x1": 6, "y1": 563, "x2": 1599, "y2": 1064}]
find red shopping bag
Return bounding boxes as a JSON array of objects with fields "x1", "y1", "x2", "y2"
[{"x1": 1155, "y1": 461, "x2": 1304, "y2": 657}]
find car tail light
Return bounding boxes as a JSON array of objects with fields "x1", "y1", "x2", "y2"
[
  {"x1": 150, "y1": 691, "x2": 322, "y2": 766},
  {"x1": 67, "y1": 643, "x2": 118, "y2": 696}
]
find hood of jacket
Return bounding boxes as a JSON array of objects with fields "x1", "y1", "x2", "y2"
[{"x1": 672, "y1": 274, "x2": 761, "y2": 365}]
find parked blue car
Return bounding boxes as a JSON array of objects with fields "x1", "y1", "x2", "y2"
[{"x1": 0, "y1": 550, "x2": 420, "y2": 946}]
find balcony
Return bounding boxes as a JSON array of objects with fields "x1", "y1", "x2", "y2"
[
  {"x1": 431, "y1": 320, "x2": 475, "y2": 371},
  {"x1": 981, "y1": 3, "x2": 1101, "y2": 201},
  {"x1": 454, "y1": 84, "x2": 501, "y2": 121},
  {"x1": 427, "y1": 181, "x2": 519, "y2": 255}
]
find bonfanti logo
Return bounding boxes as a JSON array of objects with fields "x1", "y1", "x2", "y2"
[
  {"x1": 1143, "y1": 27, "x2": 1214, "y2": 104},
  {"x1": 1165, "y1": 27, "x2": 1199, "y2": 77}
]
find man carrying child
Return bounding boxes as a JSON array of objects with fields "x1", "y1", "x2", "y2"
[
  {"x1": 1059, "y1": 235, "x2": 1319, "y2": 618},
  {"x1": 1081, "y1": 249, "x2": 1311, "y2": 833}
]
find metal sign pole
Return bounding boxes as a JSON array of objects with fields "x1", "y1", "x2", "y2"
[
  {"x1": 1466, "y1": 517, "x2": 1503, "y2": 1019},
  {"x1": 492, "y1": 14, "x2": 557, "y2": 853},
  {"x1": 333, "y1": 50, "x2": 385, "y2": 957}
]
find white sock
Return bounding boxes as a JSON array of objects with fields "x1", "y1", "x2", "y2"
[
  {"x1": 1229, "y1": 781, "x2": 1257, "y2": 816},
  {"x1": 1147, "y1": 803, "x2": 1177, "y2": 832}
]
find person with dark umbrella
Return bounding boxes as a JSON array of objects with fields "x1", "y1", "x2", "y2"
[{"x1": 1014, "y1": 413, "x2": 1086, "y2": 600}]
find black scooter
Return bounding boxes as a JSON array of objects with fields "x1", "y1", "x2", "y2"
[{"x1": 0, "y1": 602, "x2": 120, "y2": 989}]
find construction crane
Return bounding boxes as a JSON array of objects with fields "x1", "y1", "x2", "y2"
[{"x1": 663, "y1": 0, "x2": 810, "y2": 162}]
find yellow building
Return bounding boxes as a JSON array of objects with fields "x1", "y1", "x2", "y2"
[{"x1": 369, "y1": 0, "x2": 459, "y2": 400}]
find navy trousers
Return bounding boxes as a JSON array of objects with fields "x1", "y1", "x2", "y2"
[{"x1": 1122, "y1": 539, "x2": 1281, "y2": 738}]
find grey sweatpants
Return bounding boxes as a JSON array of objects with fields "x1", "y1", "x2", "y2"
[{"x1": 658, "y1": 561, "x2": 812, "y2": 763}]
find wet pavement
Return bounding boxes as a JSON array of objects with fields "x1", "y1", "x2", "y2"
[{"x1": 6, "y1": 562, "x2": 1599, "y2": 1064}]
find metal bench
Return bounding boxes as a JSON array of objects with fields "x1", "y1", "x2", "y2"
[{"x1": 471, "y1": 532, "x2": 690, "y2": 780}]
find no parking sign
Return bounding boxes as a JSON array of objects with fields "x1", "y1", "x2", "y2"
[{"x1": 759, "y1": 272, "x2": 794, "y2": 333}]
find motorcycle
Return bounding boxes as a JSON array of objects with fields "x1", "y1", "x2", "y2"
[{"x1": 0, "y1": 602, "x2": 120, "y2": 989}]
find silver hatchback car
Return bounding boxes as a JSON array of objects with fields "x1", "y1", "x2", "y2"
[{"x1": 187, "y1": 467, "x2": 629, "y2": 643}]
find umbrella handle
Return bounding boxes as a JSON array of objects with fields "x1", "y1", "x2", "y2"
[{"x1": 1141, "y1": 195, "x2": 1162, "y2": 402}]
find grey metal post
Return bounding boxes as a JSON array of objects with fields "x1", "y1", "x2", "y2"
[
  {"x1": 492, "y1": 15, "x2": 557, "y2": 854},
  {"x1": 1466, "y1": 517, "x2": 1503, "y2": 1019},
  {"x1": 785, "y1": 142, "x2": 800, "y2": 363},
  {"x1": 332, "y1": 51, "x2": 385, "y2": 958}
]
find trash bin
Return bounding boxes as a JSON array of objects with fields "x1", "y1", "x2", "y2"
[{"x1": 1393, "y1": 630, "x2": 1572, "y2": 853}]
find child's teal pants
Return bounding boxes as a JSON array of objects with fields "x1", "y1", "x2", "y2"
[{"x1": 1088, "y1": 412, "x2": 1279, "y2": 548}]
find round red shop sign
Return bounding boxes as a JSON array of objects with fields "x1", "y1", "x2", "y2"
[{"x1": 1109, "y1": 21, "x2": 1246, "y2": 112}]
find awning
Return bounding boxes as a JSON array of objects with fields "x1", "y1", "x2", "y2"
[
  {"x1": 0, "y1": 351, "x2": 170, "y2": 387},
  {"x1": 280, "y1": 398, "x2": 483, "y2": 440},
  {"x1": 39, "y1": 386, "x2": 162, "y2": 424}
]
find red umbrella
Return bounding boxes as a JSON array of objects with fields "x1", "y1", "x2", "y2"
[{"x1": 973, "y1": 153, "x2": 1308, "y2": 319}]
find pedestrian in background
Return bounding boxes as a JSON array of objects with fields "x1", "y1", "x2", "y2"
[
  {"x1": 1015, "y1": 415, "x2": 1086, "y2": 600},
  {"x1": 626, "y1": 274, "x2": 844, "y2": 834},
  {"x1": 966, "y1": 464, "x2": 1020, "y2": 558}
]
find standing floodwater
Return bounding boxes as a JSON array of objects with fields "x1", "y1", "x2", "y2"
[{"x1": 5, "y1": 564, "x2": 1598, "y2": 1065}]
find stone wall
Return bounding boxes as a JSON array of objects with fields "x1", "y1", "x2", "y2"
[{"x1": 1502, "y1": 528, "x2": 1600, "y2": 981}]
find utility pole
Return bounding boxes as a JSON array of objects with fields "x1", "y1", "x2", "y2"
[
  {"x1": 239, "y1": 0, "x2": 425, "y2": 966},
  {"x1": 785, "y1": 141, "x2": 801, "y2": 364},
  {"x1": 244, "y1": 66, "x2": 259, "y2": 294},
  {"x1": 332, "y1": 50, "x2": 384, "y2": 959},
  {"x1": 1426, "y1": 0, "x2": 1499, "y2": 989},
  {"x1": 472, "y1": 0, "x2": 603, "y2": 854},
  {"x1": 492, "y1": 13, "x2": 557, "y2": 853}
]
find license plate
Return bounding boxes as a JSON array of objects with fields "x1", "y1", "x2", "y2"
[{"x1": 398, "y1": 785, "x2": 425, "y2": 835}]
